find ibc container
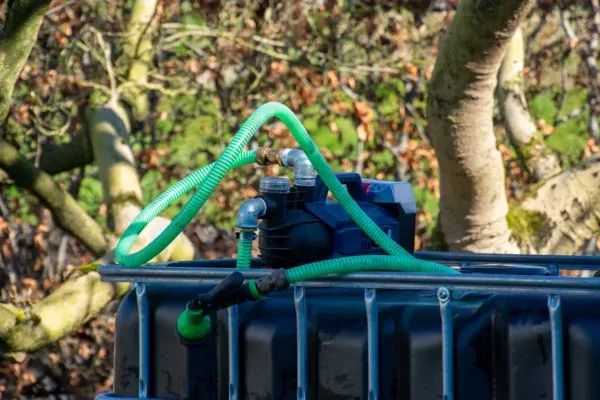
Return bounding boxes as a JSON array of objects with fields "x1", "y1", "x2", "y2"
[{"x1": 97, "y1": 251, "x2": 600, "y2": 400}]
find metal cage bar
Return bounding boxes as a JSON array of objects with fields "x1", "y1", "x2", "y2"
[
  {"x1": 438, "y1": 287, "x2": 454, "y2": 400},
  {"x1": 549, "y1": 294, "x2": 564, "y2": 400},
  {"x1": 294, "y1": 286, "x2": 308, "y2": 400},
  {"x1": 228, "y1": 305, "x2": 240, "y2": 400},
  {"x1": 136, "y1": 283, "x2": 150, "y2": 399},
  {"x1": 365, "y1": 288, "x2": 379, "y2": 400}
]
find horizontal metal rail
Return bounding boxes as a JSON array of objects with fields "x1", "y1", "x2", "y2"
[
  {"x1": 99, "y1": 252, "x2": 600, "y2": 271},
  {"x1": 99, "y1": 265, "x2": 600, "y2": 295},
  {"x1": 416, "y1": 251, "x2": 600, "y2": 270}
]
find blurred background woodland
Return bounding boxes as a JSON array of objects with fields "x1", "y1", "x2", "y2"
[{"x1": 0, "y1": 0, "x2": 599, "y2": 398}]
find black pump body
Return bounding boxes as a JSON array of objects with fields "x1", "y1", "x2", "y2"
[{"x1": 257, "y1": 173, "x2": 416, "y2": 268}]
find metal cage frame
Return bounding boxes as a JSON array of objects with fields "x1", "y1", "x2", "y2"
[{"x1": 95, "y1": 251, "x2": 600, "y2": 400}]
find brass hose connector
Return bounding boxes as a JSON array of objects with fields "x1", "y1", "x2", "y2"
[{"x1": 256, "y1": 147, "x2": 286, "y2": 166}]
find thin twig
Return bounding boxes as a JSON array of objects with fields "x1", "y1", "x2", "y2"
[
  {"x1": 117, "y1": 81, "x2": 195, "y2": 97},
  {"x1": 0, "y1": 194, "x2": 19, "y2": 284},
  {"x1": 89, "y1": 27, "x2": 118, "y2": 101},
  {"x1": 56, "y1": 235, "x2": 69, "y2": 281},
  {"x1": 0, "y1": 193, "x2": 10, "y2": 219},
  {"x1": 526, "y1": 9, "x2": 548, "y2": 48},
  {"x1": 560, "y1": 6, "x2": 600, "y2": 140},
  {"x1": 405, "y1": 103, "x2": 429, "y2": 145},
  {"x1": 588, "y1": 0, "x2": 600, "y2": 140},
  {"x1": 161, "y1": 29, "x2": 297, "y2": 62},
  {"x1": 252, "y1": 35, "x2": 285, "y2": 47},
  {"x1": 76, "y1": 78, "x2": 111, "y2": 95},
  {"x1": 561, "y1": 9, "x2": 579, "y2": 44},
  {"x1": 337, "y1": 65, "x2": 401, "y2": 74},
  {"x1": 161, "y1": 25, "x2": 402, "y2": 76},
  {"x1": 383, "y1": 136, "x2": 409, "y2": 181}
]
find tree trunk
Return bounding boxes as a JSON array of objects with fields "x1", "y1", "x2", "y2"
[
  {"x1": 497, "y1": 27, "x2": 561, "y2": 181},
  {"x1": 0, "y1": 0, "x2": 52, "y2": 122},
  {"x1": 426, "y1": 0, "x2": 534, "y2": 253}
]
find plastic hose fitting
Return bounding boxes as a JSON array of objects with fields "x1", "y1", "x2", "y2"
[
  {"x1": 235, "y1": 198, "x2": 267, "y2": 230},
  {"x1": 177, "y1": 271, "x2": 260, "y2": 343},
  {"x1": 177, "y1": 305, "x2": 212, "y2": 344},
  {"x1": 281, "y1": 149, "x2": 316, "y2": 187}
]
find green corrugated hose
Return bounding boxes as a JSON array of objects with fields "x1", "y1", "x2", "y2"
[
  {"x1": 115, "y1": 102, "x2": 457, "y2": 276},
  {"x1": 285, "y1": 255, "x2": 455, "y2": 283},
  {"x1": 115, "y1": 151, "x2": 257, "y2": 267},
  {"x1": 236, "y1": 233, "x2": 254, "y2": 269}
]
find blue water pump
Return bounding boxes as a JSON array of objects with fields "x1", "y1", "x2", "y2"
[{"x1": 255, "y1": 172, "x2": 417, "y2": 268}]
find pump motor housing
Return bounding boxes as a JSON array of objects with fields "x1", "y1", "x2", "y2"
[{"x1": 256, "y1": 173, "x2": 416, "y2": 268}]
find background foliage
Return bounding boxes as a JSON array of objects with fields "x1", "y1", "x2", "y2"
[{"x1": 0, "y1": 0, "x2": 599, "y2": 398}]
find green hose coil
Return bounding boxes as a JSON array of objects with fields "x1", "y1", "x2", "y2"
[
  {"x1": 115, "y1": 151, "x2": 256, "y2": 267},
  {"x1": 115, "y1": 101, "x2": 456, "y2": 276}
]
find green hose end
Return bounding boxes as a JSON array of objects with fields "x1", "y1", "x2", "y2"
[
  {"x1": 177, "y1": 306, "x2": 211, "y2": 341},
  {"x1": 248, "y1": 279, "x2": 261, "y2": 299},
  {"x1": 236, "y1": 231, "x2": 255, "y2": 269}
]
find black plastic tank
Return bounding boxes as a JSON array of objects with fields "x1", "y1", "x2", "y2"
[{"x1": 103, "y1": 255, "x2": 600, "y2": 400}]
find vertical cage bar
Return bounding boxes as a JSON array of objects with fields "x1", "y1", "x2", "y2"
[
  {"x1": 438, "y1": 287, "x2": 453, "y2": 400},
  {"x1": 136, "y1": 283, "x2": 150, "y2": 399},
  {"x1": 294, "y1": 286, "x2": 308, "y2": 400},
  {"x1": 548, "y1": 294, "x2": 564, "y2": 400},
  {"x1": 365, "y1": 288, "x2": 379, "y2": 400},
  {"x1": 228, "y1": 305, "x2": 240, "y2": 400}
]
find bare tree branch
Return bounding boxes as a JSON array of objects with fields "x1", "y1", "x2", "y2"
[
  {"x1": 561, "y1": 5, "x2": 600, "y2": 141},
  {"x1": 0, "y1": 264, "x2": 129, "y2": 353},
  {"x1": 0, "y1": 139, "x2": 109, "y2": 255},
  {"x1": 30, "y1": 132, "x2": 94, "y2": 175},
  {"x1": 120, "y1": 0, "x2": 160, "y2": 119},
  {"x1": 89, "y1": 27, "x2": 118, "y2": 102},
  {"x1": 497, "y1": 27, "x2": 561, "y2": 181}
]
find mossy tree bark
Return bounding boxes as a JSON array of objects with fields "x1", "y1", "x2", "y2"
[
  {"x1": 427, "y1": 0, "x2": 535, "y2": 253},
  {"x1": 508, "y1": 157, "x2": 600, "y2": 254},
  {"x1": 0, "y1": 0, "x2": 52, "y2": 122},
  {"x1": 0, "y1": 139, "x2": 109, "y2": 255},
  {"x1": 497, "y1": 28, "x2": 561, "y2": 181},
  {"x1": 0, "y1": 261, "x2": 130, "y2": 353},
  {"x1": 120, "y1": 0, "x2": 160, "y2": 120},
  {"x1": 87, "y1": 100, "x2": 196, "y2": 261},
  {"x1": 0, "y1": 0, "x2": 195, "y2": 354}
]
